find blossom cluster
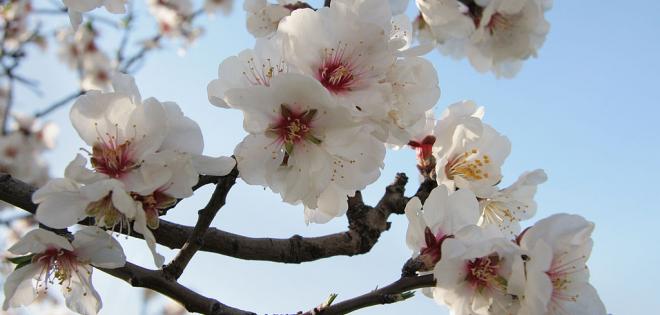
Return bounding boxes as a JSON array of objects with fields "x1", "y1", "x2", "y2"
[
  {"x1": 415, "y1": 0, "x2": 552, "y2": 77},
  {"x1": 402, "y1": 102, "x2": 605, "y2": 314},
  {"x1": 0, "y1": 0, "x2": 607, "y2": 314},
  {"x1": 2, "y1": 73, "x2": 235, "y2": 314},
  {"x1": 211, "y1": 0, "x2": 440, "y2": 223}
]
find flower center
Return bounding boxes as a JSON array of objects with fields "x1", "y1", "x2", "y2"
[
  {"x1": 267, "y1": 104, "x2": 321, "y2": 163},
  {"x1": 33, "y1": 247, "x2": 80, "y2": 293},
  {"x1": 132, "y1": 191, "x2": 177, "y2": 230},
  {"x1": 85, "y1": 194, "x2": 131, "y2": 232},
  {"x1": 485, "y1": 13, "x2": 511, "y2": 35},
  {"x1": 465, "y1": 254, "x2": 505, "y2": 292},
  {"x1": 90, "y1": 132, "x2": 137, "y2": 178},
  {"x1": 317, "y1": 43, "x2": 360, "y2": 94},
  {"x1": 445, "y1": 149, "x2": 490, "y2": 181},
  {"x1": 419, "y1": 227, "x2": 450, "y2": 265}
]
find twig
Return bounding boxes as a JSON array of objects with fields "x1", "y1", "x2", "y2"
[
  {"x1": 120, "y1": 34, "x2": 162, "y2": 73},
  {"x1": 116, "y1": 1, "x2": 135, "y2": 64},
  {"x1": 300, "y1": 275, "x2": 436, "y2": 315},
  {"x1": 324, "y1": 0, "x2": 332, "y2": 7},
  {"x1": 33, "y1": 90, "x2": 84, "y2": 118},
  {"x1": 1, "y1": 74, "x2": 15, "y2": 135},
  {"x1": 163, "y1": 167, "x2": 238, "y2": 279}
]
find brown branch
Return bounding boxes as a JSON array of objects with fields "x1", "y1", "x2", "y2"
[
  {"x1": 0, "y1": 172, "x2": 436, "y2": 264},
  {"x1": 163, "y1": 168, "x2": 238, "y2": 280},
  {"x1": 99, "y1": 261, "x2": 255, "y2": 315},
  {"x1": 300, "y1": 275, "x2": 436, "y2": 315}
]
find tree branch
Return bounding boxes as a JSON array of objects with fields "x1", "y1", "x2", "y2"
[
  {"x1": 300, "y1": 275, "x2": 436, "y2": 315},
  {"x1": 99, "y1": 261, "x2": 255, "y2": 315},
  {"x1": 163, "y1": 168, "x2": 238, "y2": 280},
  {"x1": 0, "y1": 172, "x2": 436, "y2": 264}
]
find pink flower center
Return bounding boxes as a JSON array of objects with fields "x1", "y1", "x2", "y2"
[
  {"x1": 90, "y1": 136, "x2": 137, "y2": 178},
  {"x1": 317, "y1": 44, "x2": 361, "y2": 94},
  {"x1": 464, "y1": 254, "x2": 505, "y2": 292},
  {"x1": 485, "y1": 13, "x2": 511, "y2": 35},
  {"x1": 419, "y1": 227, "x2": 450, "y2": 264},
  {"x1": 33, "y1": 247, "x2": 80, "y2": 293},
  {"x1": 267, "y1": 104, "x2": 321, "y2": 166},
  {"x1": 132, "y1": 190, "x2": 177, "y2": 230}
]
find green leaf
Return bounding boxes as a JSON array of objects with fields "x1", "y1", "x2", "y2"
[{"x1": 7, "y1": 254, "x2": 33, "y2": 265}]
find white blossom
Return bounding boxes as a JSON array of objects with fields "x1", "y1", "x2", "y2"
[
  {"x1": 513, "y1": 213, "x2": 606, "y2": 315},
  {"x1": 63, "y1": 0, "x2": 127, "y2": 29},
  {"x1": 479, "y1": 169, "x2": 547, "y2": 237},
  {"x1": 433, "y1": 100, "x2": 510, "y2": 197},
  {"x1": 33, "y1": 73, "x2": 234, "y2": 266},
  {"x1": 415, "y1": 0, "x2": 552, "y2": 77},
  {"x1": 207, "y1": 38, "x2": 290, "y2": 108},
  {"x1": 432, "y1": 225, "x2": 520, "y2": 315},
  {"x1": 244, "y1": 0, "x2": 297, "y2": 38},
  {"x1": 226, "y1": 73, "x2": 385, "y2": 223},
  {"x1": 2, "y1": 227, "x2": 125, "y2": 315}
]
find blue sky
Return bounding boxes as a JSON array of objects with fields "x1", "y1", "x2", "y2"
[{"x1": 7, "y1": 0, "x2": 660, "y2": 314}]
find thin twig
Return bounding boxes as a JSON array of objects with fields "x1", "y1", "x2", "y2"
[
  {"x1": 163, "y1": 167, "x2": 238, "y2": 279},
  {"x1": 300, "y1": 275, "x2": 436, "y2": 315},
  {"x1": 1, "y1": 75, "x2": 14, "y2": 135},
  {"x1": 33, "y1": 90, "x2": 84, "y2": 118}
]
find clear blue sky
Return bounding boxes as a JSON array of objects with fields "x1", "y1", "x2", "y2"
[{"x1": 8, "y1": 0, "x2": 660, "y2": 314}]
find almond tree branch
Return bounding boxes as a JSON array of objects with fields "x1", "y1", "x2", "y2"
[
  {"x1": 0, "y1": 172, "x2": 437, "y2": 264},
  {"x1": 300, "y1": 274, "x2": 436, "y2": 315},
  {"x1": 99, "y1": 261, "x2": 255, "y2": 315},
  {"x1": 163, "y1": 167, "x2": 238, "y2": 280}
]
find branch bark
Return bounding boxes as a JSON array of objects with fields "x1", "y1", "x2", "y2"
[
  {"x1": 300, "y1": 274, "x2": 436, "y2": 315},
  {"x1": 163, "y1": 168, "x2": 238, "y2": 279},
  {"x1": 0, "y1": 172, "x2": 436, "y2": 264}
]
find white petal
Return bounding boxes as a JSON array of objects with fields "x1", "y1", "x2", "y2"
[
  {"x1": 8, "y1": 229, "x2": 73, "y2": 255},
  {"x1": 72, "y1": 227, "x2": 126, "y2": 269},
  {"x1": 2, "y1": 263, "x2": 40, "y2": 310}
]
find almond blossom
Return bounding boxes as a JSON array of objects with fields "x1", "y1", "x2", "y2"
[
  {"x1": 513, "y1": 214, "x2": 606, "y2": 315},
  {"x1": 432, "y1": 225, "x2": 520, "y2": 315},
  {"x1": 2, "y1": 227, "x2": 126, "y2": 315},
  {"x1": 243, "y1": 0, "x2": 300, "y2": 38},
  {"x1": 415, "y1": 0, "x2": 552, "y2": 77},
  {"x1": 478, "y1": 169, "x2": 547, "y2": 237},
  {"x1": 433, "y1": 100, "x2": 510, "y2": 197},
  {"x1": 226, "y1": 73, "x2": 385, "y2": 223},
  {"x1": 207, "y1": 38, "x2": 290, "y2": 108},
  {"x1": 404, "y1": 185, "x2": 480, "y2": 270},
  {"x1": 63, "y1": 0, "x2": 128, "y2": 29},
  {"x1": 33, "y1": 73, "x2": 235, "y2": 266},
  {"x1": 276, "y1": 0, "x2": 439, "y2": 144}
]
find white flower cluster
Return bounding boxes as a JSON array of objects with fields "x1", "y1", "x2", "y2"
[
  {"x1": 212, "y1": 0, "x2": 440, "y2": 223},
  {"x1": 415, "y1": 0, "x2": 551, "y2": 77},
  {"x1": 403, "y1": 101, "x2": 605, "y2": 314},
  {"x1": 2, "y1": 73, "x2": 235, "y2": 314},
  {"x1": 56, "y1": 24, "x2": 113, "y2": 91}
]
